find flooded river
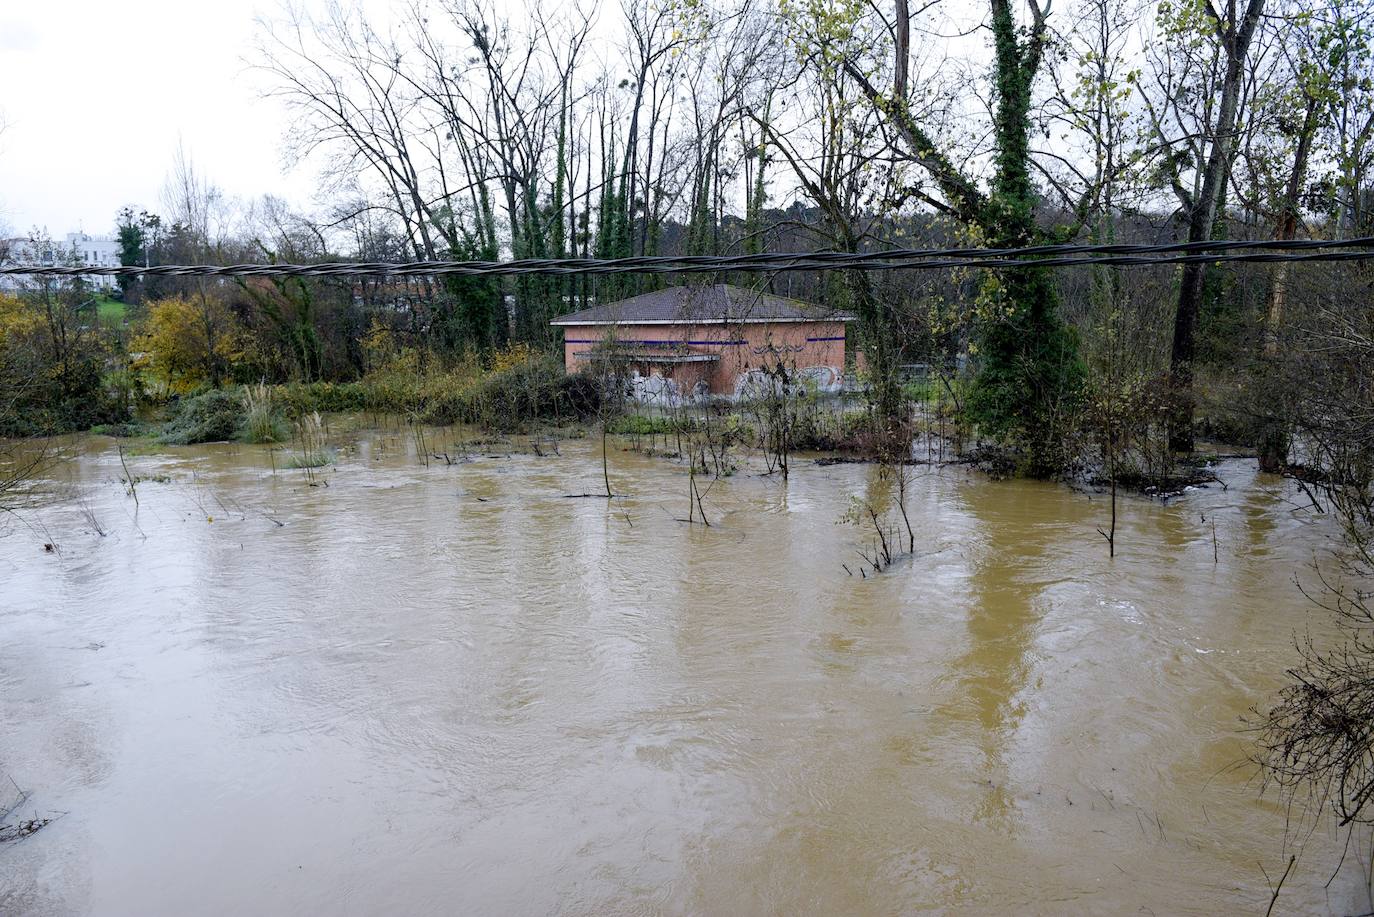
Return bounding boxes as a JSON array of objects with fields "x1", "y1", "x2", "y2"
[{"x1": 1, "y1": 427, "x2": 1369, "y2": 914}]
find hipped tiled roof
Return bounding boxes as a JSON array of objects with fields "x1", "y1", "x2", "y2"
[{"x1": 550, "y1": 283, "x2": 854, "y2": 325}]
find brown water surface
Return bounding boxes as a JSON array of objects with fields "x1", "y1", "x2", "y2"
[{"x1": 0, "y1": 429, "x2": 1368, "y2": 914}]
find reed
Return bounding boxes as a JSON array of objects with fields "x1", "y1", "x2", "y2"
[
  {"x1": 288, "y1": 412, "x2": 335, "y2": 470},
  {"x1": 241, "y1": 383, "x2": 287, "y2": 444}
]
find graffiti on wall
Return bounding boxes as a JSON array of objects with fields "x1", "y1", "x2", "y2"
[
  {"x1": 625, "y1": 365, "x2": 845, "y2": 406},
  {"x1": 732, "y1": 365, "x2": 843, "y2": 400},
  {"x1": 628, "y1": 372, "x2": 683, "y2": 407}
]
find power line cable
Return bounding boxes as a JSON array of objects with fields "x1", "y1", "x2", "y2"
[{"x1": 2, "y1": 236, "x2": 1372, "y2": 279}]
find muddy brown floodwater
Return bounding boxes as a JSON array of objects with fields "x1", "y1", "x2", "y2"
[{"x1": 1, "y1": 427, "x2": 1370, "y2": 915}]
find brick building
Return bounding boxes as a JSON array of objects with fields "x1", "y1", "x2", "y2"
[{"x1": 552, "y1": 283, "x2": 854, "y2": 403}]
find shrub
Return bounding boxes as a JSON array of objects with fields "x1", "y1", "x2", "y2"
[
  {"x1": 788, "y1": 404, "x2": 879, "y2": 452},
  {"x1": 1194, "y1": 366, "x2": 1259, "y2": 447},
  {"x1": 0, "y1": 290, "x2": 131, "y2": 437},
  {"x1": 90, "y1": 422, "x2": 156, "y2": 438},
  {"x1": 488, "y1": 342, "x2": 535, "y2": 373},
  {"x1": 275, "y1": 381, "x2": 370, "y2": 417},
  {"x1": 151, "y1": 356, "x2": 603, "y2": 439},
  {"x1": 158, "y1": 389, "x2": 243, "y2": 445},
  {"x1": 134, "y1": 295, "x2": 238, "y2": 395},
  {"x1": 424, "y1": 357, "x2": 602, "y2": 430},
  {"x1": 607, "y1": 413, "x2": 683, "y2": 436},
  {"x1": 559, "y1": 370, "x2": 605, "y2": 418}
]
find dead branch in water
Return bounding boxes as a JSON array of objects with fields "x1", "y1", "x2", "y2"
[
  {"x1": 1096, "y1": 451, "x2": 1118, "y2": 558},
  {"x1": 0, "y1": 771, "x2": 60, "y2": 843},
  {"x1": 867, "y1": 505, "x2": 892, "y2": 568},
  {"x1": 1261, "y1": 855, "x2": 1296, "y2": 917},
  {"x1": 841, "y1": 466, "x2": 912, "y2": 574},
  {"x1": 602, "y1": 423, "x2": 613, "y2": 498},
  {"x1": 77, "y1": 491, "x2": 106, "y2": 537},
  {"x1": 0, "y1": 435, "x2": 51, "y2": 517},
  {"x1": 117, "y1": 443, "x2": 138, "y2": 509}
]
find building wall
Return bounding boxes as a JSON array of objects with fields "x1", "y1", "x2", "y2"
[
  {"x1": 560, "y1": 320, "x2": 848, "y2": 400},
  {"x1": 1, "y1": 232, "x2": 120, "y2": 291}
]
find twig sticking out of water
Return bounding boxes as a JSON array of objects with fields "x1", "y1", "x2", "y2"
[
  {"x1": 0, "y1": 814, "x2": 52, "y2": 842},
  {"x1": 253, "y1": 508, "x2": 285, "y2": 527},
  {"x1": 686, "y1": 453, "x2": 711, "y2": 526},
  {"x1": 1097, "y1": 469, "x2": 1118, "y2": 558},
  {"x1": 411, "y1": 417, "x2": 430, "y2": 468},
  {"x1": 0, "y1": 770, "x2": 62, "y2": 843},
  {"x1": 77, "y1": 491, "x2": 106, "y2": 536},
  {"x1": 117, "y1": 443, "x2": 138, "y2": 510},
  {"x1": 1289, "y1": 473, "x2": 1325, "y2": 514},
  {"x1": 1262, "y1": 855, "x2": 1296, "y2": 917},
  {"x1": 2, "y1": 772, "x2": 28, "y2": 821}
]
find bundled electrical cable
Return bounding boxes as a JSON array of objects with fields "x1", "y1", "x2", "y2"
[{"x1": 1, "y1": 236, "x2": 1371, "y2": 279}]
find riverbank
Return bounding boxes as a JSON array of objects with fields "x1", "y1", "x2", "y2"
[{"x1": 77, "y1": 385, "x2": 1232, "y2": 504}]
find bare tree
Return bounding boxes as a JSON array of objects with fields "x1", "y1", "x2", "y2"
[{"x1": 1139, "y1": 0, "x2": 1267, "y2": 454}]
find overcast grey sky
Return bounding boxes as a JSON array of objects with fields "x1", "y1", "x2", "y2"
[
  {"x1": 0, "y1": 0, "x2": 319, "y2": 237},
  {"x1": 0, "y1": 0, "x2": 1018, "y2": 241}
]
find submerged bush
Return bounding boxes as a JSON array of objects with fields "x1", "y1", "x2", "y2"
[
  {"x1": 276, "y1": 380, "x2": 370, "y2": 416},
  {"x1": 0, "y1": 290, "x2": 130, "y2": 437},
  {"x1": 787, "y1": 404, "x2": 881, "y2": 452},
  {"x1": 1194, "y1": 366, "x2": 1261, "y2": 447},
  {"x1": 607, "y1": 413, "x2": 685, "y2": 436},
  {"x1": 90, "y1": 421, "x2": 157, "y2": 438},
  {"x1": 158, "y1": 389, "x2": 243, "y2": 445},
  {"x1": 424, "y1": 357, "x2": 602, "y2": 430}
]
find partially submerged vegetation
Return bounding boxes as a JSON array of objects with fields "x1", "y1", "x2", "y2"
[
  {"x1": 240, "y1": 383, "x2": 286, "y2": 444},
  {"x1": 157, "y1": 390, "x2": 244, "y2": 445},
  {"x1": 60, "y1": 348, "x2": 605, "y2": 448},
  {"x1": 287, "y1": 412, "x2": 334, "y2": 475}
]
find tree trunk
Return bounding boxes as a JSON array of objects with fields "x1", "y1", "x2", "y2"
[
  {"x1": 1167, "y1": 0, "x2": 1267, "y2": 455},
  {"x1": 1168, "y1": 257, "x2": 1205, "y2": 454},
  {"x1": 1257, "y1": 94, "x2": 1320, "y2": 473}
]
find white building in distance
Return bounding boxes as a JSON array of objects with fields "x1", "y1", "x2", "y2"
[{"x1": 1, "y1": 231, "x2": 121, "y2": 291}]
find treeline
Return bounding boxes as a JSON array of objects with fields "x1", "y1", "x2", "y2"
[
  {"x1": 1, "y1": 0, "x2": 1372, "y2": 479},
  {"x1": 246, "y1": 0, "x2": 1371, "y2": 470}
]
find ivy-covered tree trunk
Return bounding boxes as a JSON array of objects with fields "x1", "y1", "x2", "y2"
[
  {"x1": 847, "y1": 267, "x2": 904, "y2": 424},
  {"x1": 963, "y1": 0, "x2": 1084, "y2": 475},
  {"x1": 436, "y1": 185, "x2": 505, "y2": 355},
  {"x1": 841, "y1": 0, "x2": 1084, "y2": 474}
]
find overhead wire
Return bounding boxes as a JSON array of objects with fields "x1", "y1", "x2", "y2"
[{"x1": 1, "y1": 236, "x2": 1371, "y2": 279}]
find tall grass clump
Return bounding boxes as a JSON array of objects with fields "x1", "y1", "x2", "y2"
[
  {"x1": 288, "y1": 411, "x2": 335, "y2": 469},
  {"x1": 240, "y1": 383, "x2": 287, "y2": 444}
]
